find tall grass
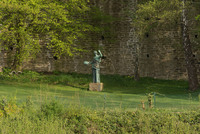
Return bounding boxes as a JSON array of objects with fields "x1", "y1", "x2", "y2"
[{"x1": 0, "y1": 97, "x2": 200, "y2": 134}]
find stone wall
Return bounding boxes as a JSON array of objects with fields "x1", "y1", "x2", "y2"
[
  {"x1": 1, "y1": 0, "x2": 200, "y2": 81},
  {"x1": 20, "y1": 0, "x2": 139, "y2": 76}
]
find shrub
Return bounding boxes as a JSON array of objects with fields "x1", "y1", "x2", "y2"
[
  {"x1": 0, "y1": 99, "x2": 200, "y2": 133},
  {"x1": 40, "y1": 99, "x2": 64, "y2": 118},
  {"x1": 0, "y1": 97, "x2": 22, "y2": 118}
]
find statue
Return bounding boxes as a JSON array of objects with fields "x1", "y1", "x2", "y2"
[{"x1": 84, "y1": 50, "x2": 103, "y2": 83}]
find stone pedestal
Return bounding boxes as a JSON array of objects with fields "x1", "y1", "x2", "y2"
[{"x1": 89, "y1": 83, "x2": 103, "y2": 91}]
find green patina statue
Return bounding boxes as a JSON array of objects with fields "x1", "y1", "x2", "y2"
[{"x1": 84, "y1": 50, "x2": 103, "y2": 83}]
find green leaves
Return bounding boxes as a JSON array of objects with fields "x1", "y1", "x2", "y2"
[
  {"x1": 0, "y1": 0, "x2": 95, "y2": 70},
  {"x1": 133, "y1": 0, "x2": 182, "y2": 37},
  {"x1": 196, "y1": 15, "x2": 200, "y2": 21}
]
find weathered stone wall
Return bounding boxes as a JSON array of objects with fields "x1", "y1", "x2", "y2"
[
  {"x1": 1, "y1": 0, "x2": 200, "y2": 81},
  {"x1": 20, "y1": 0, "x2": 139, "y2": 76},
  {"x1": 139, "y1": 30, "x2": 187, "y2": 80}
]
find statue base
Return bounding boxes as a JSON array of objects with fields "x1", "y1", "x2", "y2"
[{"x1": 89, "y1": 83, "x2": 103, "y2": 91}]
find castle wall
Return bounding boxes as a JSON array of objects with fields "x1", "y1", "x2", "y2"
[
  {"x1": 21, "y1": 0, "x2": 139, "y2": 76},
  {"x1": 1, "y1": 0, "x2": 200, "y2": 81}
]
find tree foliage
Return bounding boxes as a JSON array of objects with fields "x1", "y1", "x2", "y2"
[
  {"x1": 0, "y1": 0, "x2": 96, "y2": 70},
  {"x1": 196, "y1": 15, "x2": 200, "y2": 21},
  {"x1": 133, "y1": 0, "x2": 182, "y2": 36}
]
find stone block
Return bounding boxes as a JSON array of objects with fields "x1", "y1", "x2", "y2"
[{"x1": 89, "y1": 83, "x2": 103, "y2": 91}]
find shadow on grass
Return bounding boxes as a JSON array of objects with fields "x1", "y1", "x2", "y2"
[
  {"x1": 101, "y1": 76, "x2": 190, "y2": 94},
  {"x1": 1, "y1": 72, "x2": 200, "y2": 106}
]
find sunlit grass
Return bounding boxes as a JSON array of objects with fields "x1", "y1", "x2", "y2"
[
  {"x1": 0, "y1": 72, "x2": 200, "y2": 133},
  {"x1": 0, "y1": 72, "x2": 199, "y2": 111}
]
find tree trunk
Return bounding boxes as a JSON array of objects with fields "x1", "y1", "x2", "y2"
[
  {"x1": 12, "y1": 38, "x2": 23, "y2": 71},
  {"x1": 12, "y1": 49, "x2": 23, "y2": 71},
  {"x1": 182, "y1": 0, "x2": 199, "y2": 91}
]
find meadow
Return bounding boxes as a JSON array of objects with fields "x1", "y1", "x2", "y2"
[
  {"x1": 0, "y1": 70, "x2": 200, "y2": 133},
  {"x1": 0, "y1": 70, "x2": 199, "y2": 110}
]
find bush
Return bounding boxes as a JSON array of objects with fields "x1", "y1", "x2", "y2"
[
  {"x1": 0, "y1": 98, "x2": 200, "y2": 133},
  {"x1": 0, "y1": 97, "x2": 22, "y2": 118},
  {"x1": 40, "y1": 99, "x2": 64, "y2": 118}
]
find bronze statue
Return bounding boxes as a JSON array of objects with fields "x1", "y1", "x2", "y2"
[{"x1": 84, "y1": 50, "x2": 103, "y2": 83}]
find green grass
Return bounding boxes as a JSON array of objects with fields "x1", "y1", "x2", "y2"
[
  {"x1": 0, "y1": 71, "x2": 199, "y2": 111},
  {"x1": 0, "y1": 71, "x2": 200, "y2": 133},
  {"x1": 0, "y1": 97, "x2": 200, "y2": 134},
  {"x1": 1, "y1": 104, "x2": 200, "y2": 134}
]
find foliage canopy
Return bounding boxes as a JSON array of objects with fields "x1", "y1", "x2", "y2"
[
  {"x1": 133, "y1": 0, "x2": 182, "y2": 36},
  {"x1": 0, "y1": 0, "x2": 95, "y2": 70}
]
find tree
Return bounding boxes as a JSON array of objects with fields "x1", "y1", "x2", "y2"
[
  {"x1": 181, "y1": 0, "x2": 199, "y2": 91},
  {"x1": 133, "y1": 0, "x2": 199, "y2": 91},
  {"x1": 0, "y1": 0, "x2": 94, "y2": 70}
]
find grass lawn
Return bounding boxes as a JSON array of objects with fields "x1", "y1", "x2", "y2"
[
  {"x1": 1, "y1": 72, "x2": 200, "y2": 133},
  {"x1": 0, "y1": 72, "x2": 200, "y2": 111}
]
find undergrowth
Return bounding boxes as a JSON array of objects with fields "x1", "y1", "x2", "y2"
[{"x1": 0, "y1": 97, "x2": 200, "y2": 134}]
